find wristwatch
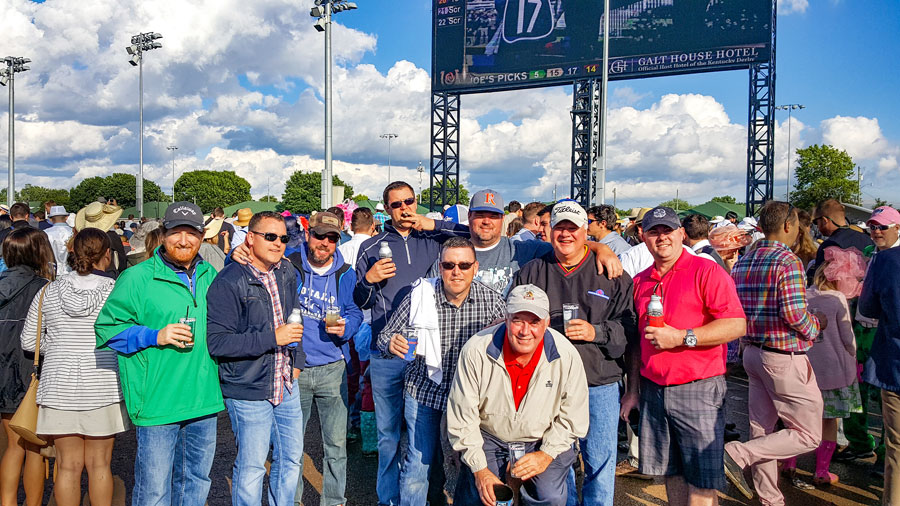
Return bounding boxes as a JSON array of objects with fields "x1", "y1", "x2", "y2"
[{"x1": 683, "y1": 329, "x2": 697, "y2": 348}]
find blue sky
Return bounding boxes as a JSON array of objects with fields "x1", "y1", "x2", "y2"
[{"x1": 4, "y1": 0, "x2": 899, "y2": 209}]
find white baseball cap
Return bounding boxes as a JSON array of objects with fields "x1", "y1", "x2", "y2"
[{"x1": 550, "y1": 201, "x2": 588, "y2": 228}]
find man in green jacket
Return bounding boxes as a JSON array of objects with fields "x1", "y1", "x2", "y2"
[{"x1": 96, "y1": 202, "x2": 224, "y2": 506}]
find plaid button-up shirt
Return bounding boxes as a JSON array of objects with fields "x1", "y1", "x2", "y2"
[
  {"x1": 247, "y1": 261, "x2": 293, "y2": 405},
  {"x1": 731, "y1": 239, "x2": 821, "y2": 352},
  {"x1": 377, "y1": 279, "x2": 506, "y2": 411}
]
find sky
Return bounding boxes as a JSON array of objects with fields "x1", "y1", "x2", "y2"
[{"x1": 1, "y1": 0, "x2": 898, "y2": 210}]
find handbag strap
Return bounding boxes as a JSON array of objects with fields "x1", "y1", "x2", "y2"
[{"x1": 33, "y1": 285, "x2": 48, "y2": 370}]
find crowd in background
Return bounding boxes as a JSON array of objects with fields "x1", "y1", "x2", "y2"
[{"x1": 0, "y1": 187, "x2": 897, "y2": 506}]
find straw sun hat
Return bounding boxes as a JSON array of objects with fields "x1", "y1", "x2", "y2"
[{"x1": 75, "y1": 202, "x2": 123, "y2": 232}]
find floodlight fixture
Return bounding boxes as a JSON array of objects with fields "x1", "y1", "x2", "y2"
[{"x1": 314, "y1": 18, "x2": 326, "y2": 32}]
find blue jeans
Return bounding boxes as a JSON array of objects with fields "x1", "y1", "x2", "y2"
[
  {"x1": 225, "y1": 380, "x2": 303, "y2": 506},
  {"x1": 132, "y1": 415, "x2": 217, "y2": 506},
  {"x1": 399, "y1": 393, "x2": 443, "y2": 506},
  {"x1": 295, "y1": 360, "x2": 348, "y2": 506},
  {"x1": 567, "y1": 383, "x2": 619, "y2": 506},
  {"x1": 369, "y1": 354, "x2": 408, "y2": 506}
]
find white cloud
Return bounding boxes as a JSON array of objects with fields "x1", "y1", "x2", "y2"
[{"x1": 778, "y1": 0, "x2": 809, "y2": 15}]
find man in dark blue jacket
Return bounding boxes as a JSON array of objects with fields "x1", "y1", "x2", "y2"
[
  {"x1": 290, "y1": 211, "x2": 363, "y2": 506},
  {"x1": 206, "y1": 211, "x2": 305, "y2": 506},
  {"x1": 354, "y1": 181, "x2": 469, "y2": 505}
]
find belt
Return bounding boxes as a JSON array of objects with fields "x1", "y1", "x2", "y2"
[{"x1": 750, "y1": 342, "x2": 806, "y2": 356}]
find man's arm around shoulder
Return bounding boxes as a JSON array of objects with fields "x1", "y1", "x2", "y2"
[{"x1": 207, "y1": 264, "x2": 279, "y2": 359}]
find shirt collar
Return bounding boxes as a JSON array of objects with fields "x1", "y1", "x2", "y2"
[
  {"x1": 755, "y1": 239, "x2": 791, "y2": 251},
  {"x1": 435, "y1": 278, "x2": 475, "y2": 307},
  {"x1": 246, "y1": 259, "x2": 283, "y2": 276},
  {"x1": 649, "y1": 247, "x2": 692, "y2": 281},
  {"x1": 691, "y1": 239, "x2": 711, "y2": 251}
]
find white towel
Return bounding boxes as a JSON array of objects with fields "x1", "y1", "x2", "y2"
[{"x1": 409, "y1": 277, "x2": 442, "y2": 384}]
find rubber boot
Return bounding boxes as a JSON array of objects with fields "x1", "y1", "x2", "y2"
[
  {"x1": 814, "y1": 440, "x2": 840, "y2": 486},
  {"x1": 780, "y1": 456, "x2": 797, "y2": 479}
]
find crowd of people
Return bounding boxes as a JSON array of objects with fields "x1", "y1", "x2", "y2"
[{"x1": 0, "y1": 184, "x2": 897, "y2": 506}]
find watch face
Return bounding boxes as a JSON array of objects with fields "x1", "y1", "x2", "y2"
[{"x1": 685, "y1": 332, "x2": 697, "y2": 347}]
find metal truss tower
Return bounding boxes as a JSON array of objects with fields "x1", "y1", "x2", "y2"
[
  {"x1": 429, "y1": 92, "x2": 461, "y2": 211},
  {"x1": 571, "y1": 79, "x2": 601, "y2": 208},
  {"x1": 746, "y1": 0, "x2": 777, "y2": 216}
]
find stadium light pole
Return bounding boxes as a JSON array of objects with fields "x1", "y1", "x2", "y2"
[
  {"x1": 167, "y1": 145, "x2": 178, "y2": 202},
  {"x1": 311, "y1": 0, "x2": 358, "y2": 210},
  {"x1": 775, "y1": 104, "x2": 805, "y2": 201},
  {"x1": 416, "y1": 160, "x2": 424, "y2": 199},
  {"x1": 380, "y1": 133, "x2": 398, "y2": 186},
  {"x1": 597, "y1": 0, "x2": 610, "y2": 206},
  {"x1": 126, "y1": 32, "x2": 163, "y2": 218},
  {"x1": 1, "y1": 56, "x2": 30, "y2": 208}
]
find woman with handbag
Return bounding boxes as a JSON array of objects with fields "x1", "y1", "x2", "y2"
[
  {"x1": 0, "y1": 227, "x2": 54, "y2": 506},
  {"x1": 20, "y1": 228, "x2": 130, "y2": 506}
]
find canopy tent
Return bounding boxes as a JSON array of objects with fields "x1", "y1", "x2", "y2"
[
  {"x1": 122, "y1": 201, "x2": 170, "y2": 219},
  {"x1": 223, "y1": 201, "x2": 278, "y2": 217},
  {"x1": 679, "y1": 201, "x2": 746, "y2": 221}
]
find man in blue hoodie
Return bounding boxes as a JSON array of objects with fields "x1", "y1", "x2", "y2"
[
  {"x1": 354, "y1": 181, "x2": 469, "y2": 505},
  {"x1": 291, "y1": 211, "x2": 363, "y2": 506}
]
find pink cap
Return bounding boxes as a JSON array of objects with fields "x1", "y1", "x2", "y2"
[
  {"x1": 868, "y1": 206, "x2": 900, "y2": 226},
  {"x1": 281, "y1": 210, "x2": 293, "y2": 217}
]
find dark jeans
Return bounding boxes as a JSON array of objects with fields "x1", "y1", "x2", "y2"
[{"x1": 455, "y1": 432, "x2": 575, "y2": 506}]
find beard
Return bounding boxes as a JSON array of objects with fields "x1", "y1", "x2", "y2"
[
  {"x1": 308, "y1": 245, "x2": 334, "y2": 266},
  {"x1": 166, "y1": 242, "x2": 201, "y2": 266}
]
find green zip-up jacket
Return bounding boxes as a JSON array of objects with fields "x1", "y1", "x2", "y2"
[{"x1": 95, "y1": 251, "x2": 224, "y2": 426}]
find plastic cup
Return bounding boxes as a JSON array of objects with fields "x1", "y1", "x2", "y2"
[
  {"x1": 324, "y1": 306, "x2": 341, "y2": 327},
  {"x1": 493, "y1": 483, "x2": 514, "y2": 506},
  {"x1": 179, "y1": 317, "x2": 196, "y2": 348},
  {"x1": 562, "y1": 303, "x2": 580, "y2": 331},
  {"x1": 508, "y1": 442, "x2": 526, "y2": 478}
]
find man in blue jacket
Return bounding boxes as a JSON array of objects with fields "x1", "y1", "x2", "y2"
[
  {"x1": 354, "y1": 181, "x2": 469, "y2": 505},
  {"x1": 206, "y1": 211, "x2": 305, "y2": 506},
  {"x1": 292, "y1": 211, "x2": 363, "y2": 506}
]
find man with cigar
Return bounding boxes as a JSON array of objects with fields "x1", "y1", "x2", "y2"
[
  {"x1": 447, "y1": 284, "x2": 588, "y2": 506},
  {"x1": 96, "y1": 202, "x2": 223, "y2": 506},
  {"x1": 206, "y1": 211, "x2": 305, "y2": 506}
]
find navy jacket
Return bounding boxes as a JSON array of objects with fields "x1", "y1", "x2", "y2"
[
  {"x1": 353, "y1": 220, "x2": 469, "y2": 348},
  {"x1": 859, "y1": 246, "x2": 900, "y2": 392},
  {"x1": 206, "y1": 260, "x2": 304, "y2": 401}
]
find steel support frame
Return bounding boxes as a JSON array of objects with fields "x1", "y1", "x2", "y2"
[
  {"x1": 429, "y1": 92, "x2": 460, "y2": 211},
  {"x1": 571, "y1": 79, "x2": 601, "y2": 208},
  {"x1": 746, "y1": 0, "x2": 777, "y2": 216}
]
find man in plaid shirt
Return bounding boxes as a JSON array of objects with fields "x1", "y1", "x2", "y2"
[
  {"x1": 378, "y1": 237, "x2": 506, "y2": 505},
  {"x1": 724, "y1": 201, "x2": 828, "y2": 505}
]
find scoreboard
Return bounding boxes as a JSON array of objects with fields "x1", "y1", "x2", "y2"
[{"x1": 433, "y1": 0, "x2": 773, "y2": 93}]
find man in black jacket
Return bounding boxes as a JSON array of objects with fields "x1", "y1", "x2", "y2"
[
  {"x1": 206, "y1": 211, "x2": 305, "y2": 506},
  {"x1": 0, "y1": 202, "x2": 34, "y2": 256},
  {"x1": 514, "y1": 200, "x2": 638, "y2": 506}
]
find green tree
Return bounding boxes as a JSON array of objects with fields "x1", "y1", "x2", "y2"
[
  {"x1": 15, "y1": 185, "x2": 70, "y2": 207},
  {"x1": 791, "y1": 144, "x2": 860, "y2": 210},
  {"x1": 874, "y1": 197, "x2": 893, "y2": 208},
  {"x1": 420, "y1": 182, "x2": 469, "y2": 208},
  {"x1": 259, "y1": 195, "x2": 279, "y2": 203},
  {"x1": 69, "y1": 173, "x2": 166, "y2": 210},
  {"x1": 352, "y1": 194, "x2": 371, "y2": 203},
  {"x1": 658, "y1": 198, "x2": 692, "y2": 212},
  {"x1": 710, "y1": 195, "x2": 737, "y2": 204},
  {"x1": 281, "y1": 172, "x2": 355, "y2": 214},
  {"x1": 175, "y1": 170, "x2": 252, "y2": 214}
]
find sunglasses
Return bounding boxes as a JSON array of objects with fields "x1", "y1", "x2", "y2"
[
  {"x1": 389, "y1": 197, "x2": 417, "y2": 209},
  {"x1": 251, "y1": 231, "x2": 290, "y2": 244},
  {"x1": 440, "y1": 261, "x2": 475, "y2": 271},
  {"x1": 312, "y1": 231, "x2": 340, "y2": 243},
  {"x1": 871, "y1": 224, "x2": 894, "y2": 231}
]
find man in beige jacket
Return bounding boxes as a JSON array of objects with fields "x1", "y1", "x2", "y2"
[{"x1": 447, "y1": 284, "x2": 589, "y2": 506}]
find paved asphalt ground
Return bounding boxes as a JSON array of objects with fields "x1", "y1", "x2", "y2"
[{"x1": 4, "y1": 369, "x2": 886, "y2": 505}]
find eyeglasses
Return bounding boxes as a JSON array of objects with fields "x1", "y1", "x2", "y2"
[
  {"x1": 251, "y1": 231, "x2": 290, "y2": 244},
  {"x1": 389, "y1": 197, "x2": 417, "y2": 209},
  {"x1": 812, "y1": 215, "x2": 830, "y2": 226},
  {"x1": 311, "y1": 231, "x2": 340, "y2": 243},
  {"x1": 440, "y1": 261, "x2": 475, "y2": 271},
  {"x1": 870, "y1": 224, "x2": 895, "y2": 231}
]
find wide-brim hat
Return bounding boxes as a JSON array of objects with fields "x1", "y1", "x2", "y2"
[
  {"x1": 75, "y1": 202, "x2": 123, "y2": 232},
  {"x1": 234, "y1": 208, "x2": 253, "y2": 227},
  {"x1": 204, "y1": 217, "x2": 224, "y2": 240}
]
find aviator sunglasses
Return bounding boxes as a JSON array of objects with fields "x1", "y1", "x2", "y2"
[
  {"x1": 251, "y1": 231, "x2": 290, "y2": 244},
  {"x1": 389, "y1": 197, "x2": 417, "y2": 209}
]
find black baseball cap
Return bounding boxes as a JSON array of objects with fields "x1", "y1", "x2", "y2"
[
  {"x1": 163, "y1": 202, "x2": 204, "y2": 232},
  {"x1": 641, "y1": 206, "x2": 681, "y2": 231}
]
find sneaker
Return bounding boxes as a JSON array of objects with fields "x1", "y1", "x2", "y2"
[
  {"x1": 832, "y1": 447, "x2": 875, "y2": 462},
  {"x1": 724, "y1": 450, "x2": 754, "y2": 499},
  {"x1": 615, "y1": 458, "x2": 652, "y2": 480}
]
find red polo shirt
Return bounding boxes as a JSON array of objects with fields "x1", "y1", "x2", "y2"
[
  {"x1": 503, "y1": 338, "x2": 544, "y2": 410},
  {"x1": 633, "y1": 248, "x2": 745, "y2": 386}
]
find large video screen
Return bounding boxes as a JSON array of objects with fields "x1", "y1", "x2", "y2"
[{"x1": 433, "y1": 0, "x2": 773, "y2": 92}]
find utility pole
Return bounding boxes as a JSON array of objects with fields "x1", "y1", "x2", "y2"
[
  {"x1": 380, "y1": 133, "x2": 398, "y2": 186},
  {"x1": 612, "y1": 188, "x2": 616, "y2": 209},
  {"x1": 1, "y1": 56, "x2": 31, "y2": 208},
  {"x1": 167, "y1": 145, "x2": 177, "y2": 202},
  {"x1": 775, "y1": 104, "x2": 805, "y2": 201},
  {"x1": 126, "y1": 32, "x2": 163, "y2": 217}
]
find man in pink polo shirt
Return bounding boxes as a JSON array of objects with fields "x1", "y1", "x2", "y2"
[{"x1": 621, "y1": 206, "x2": 747, "y2": 505}]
